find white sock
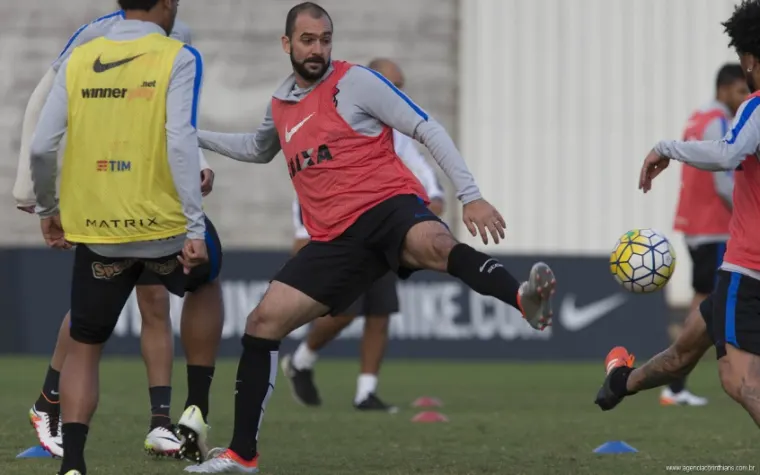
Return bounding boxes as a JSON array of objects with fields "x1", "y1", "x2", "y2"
[
  {"x1": 355, "y1": 374, "x2": 378, "y2": 404},
  {"x1": 292, "y1": 342, "x2": 318, "y2": 370}
]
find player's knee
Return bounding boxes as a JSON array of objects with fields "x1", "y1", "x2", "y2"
[
  {"x1": 69, "y1": 317, "x2": 116, "y2": 345},
  {"x1": 136, "y1": 285, "x2": 169, "y2": 323},
  {"x1": 246, "y1": 303, "x2": 284, "y2": 340}
]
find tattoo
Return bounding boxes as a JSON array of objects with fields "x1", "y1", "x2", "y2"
[{"x1": 628, "y1": 346, "x2": 698, "y2": 392}]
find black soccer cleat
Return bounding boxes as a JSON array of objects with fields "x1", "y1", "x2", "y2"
[
  {"x1": 355, "y1": 393, "x2": 398, "y2": 414},
  {"x1": 595, "y1": 346, "x2": 637, "y2": 411},
  {"x1": 280, "y1": 354, "x2": 321, "y2": 407}
]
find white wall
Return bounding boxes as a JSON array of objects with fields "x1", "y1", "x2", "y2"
[{"x1": 458, "y1": 0, "x2": 741, "y2": 305}]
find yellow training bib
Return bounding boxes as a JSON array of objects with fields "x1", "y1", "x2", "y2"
[{"x1": 60, "y1": 33, "x2": 186, "y2": 244}]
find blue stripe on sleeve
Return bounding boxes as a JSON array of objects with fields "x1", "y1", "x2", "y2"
[
  {"x1": 720, "y1": 116, "x2": 729, "y2": 137},
  {"x1": 183, "y1": 45, "x2": 203, "y2": 129},
  {"x1": 726, "y1": 97, "x2": 760, "y2": 144},
  {"x1": 56, "y1": 10, "x2": 124, "y2": 60},
  {"x1": 357, "y1": 65, "x2": 429, "y2": 121}
]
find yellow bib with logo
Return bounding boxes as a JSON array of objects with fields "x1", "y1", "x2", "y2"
[{"x1": 60, "y1": 33, "x2": 186, "y2": 244}]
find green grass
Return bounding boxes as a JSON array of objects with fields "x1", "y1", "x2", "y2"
[{"x1": 1, "y1": 357, "x2": 759, "y2": 474}]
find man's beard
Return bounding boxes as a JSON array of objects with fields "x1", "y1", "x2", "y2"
[{"x1": 291, "y1": 53, "x2": 329, "y2": 81}]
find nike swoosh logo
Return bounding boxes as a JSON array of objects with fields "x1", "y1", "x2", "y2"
[
  {"x1": 479, "y1": 258, "x2": 496, "y2": 273},
  {"x1": 285, "y1": 113, "x2": 315, "y2": 143},
  {"x1": 559, "y1": 293, "x2": 628, "y2": 331},
  {"x1": 93, "y1": 53, "x2": 145, "y2": 73},
  {"x1": 50, "y1": 390, "x2": 59, "y2": 396}
]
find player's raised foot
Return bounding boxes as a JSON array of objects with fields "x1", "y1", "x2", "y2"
[
  {"x1": 29, "y1": 405, "x2": 63, "y2": 458},
  {"x1": 280, "y1": 353, "x2": 321, "y2": 406},
  {"x1": 354, "y1": 393, "x2": 399, "y2": 414},
  {"x1": 184, "y1": 449, "x2": 259, "y2": 473},
  {"x1": 144, "y1": 425, "x2": 182, "y2": 459},
  {"x1": 517, "y1": 262, "x2": 556, "y2": 331},
  {"x1": 595, "y1": 346, "x2": 636, "y2": 411},
  {"x1": 660, "y1": 388, "x2": 708, "y2": 406},
  {"x1": 177, "y1": 405, "x2": 209, "y2": 464}
]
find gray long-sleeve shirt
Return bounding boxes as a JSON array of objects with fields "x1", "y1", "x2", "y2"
[
  {"x1": 30, "y1": 20, "x2": 205, "y2": 258},
  {"x1": 654, "y1": 96, "x2": 760, "y2": 172},
  {"x1": 198, "y1": 63, "x2": 482, "y2": 204}
]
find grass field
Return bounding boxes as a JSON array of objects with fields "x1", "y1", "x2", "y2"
[{"x1": 1, "y1": 357, "x2": 758, "y2": 475}]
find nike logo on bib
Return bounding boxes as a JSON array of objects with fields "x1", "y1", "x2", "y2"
[
  {"x1": 93, "y1": 54, "x2": 145, "y2": 73},
  {"x1": 559, "y1": 293, "x2": 628, "y2": 331},
  {"x1": 285, "y1": 113, "x2": 315, "y2": 143}
]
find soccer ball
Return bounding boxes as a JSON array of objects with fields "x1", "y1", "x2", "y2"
[{"x1": 610, "y1": 229, "x2": 676, "y2": 293}]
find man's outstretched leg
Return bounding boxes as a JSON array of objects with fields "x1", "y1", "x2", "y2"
[
  {"x1": 594, "y1": 302, "x2": 712, "y2": 411},
  {"x1": 398, "y1": 218, "x2": 555, "y2": 331}
]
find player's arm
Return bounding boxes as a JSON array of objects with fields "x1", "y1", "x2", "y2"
[
  {"x1": 13, "y1": 68, "x2": 56, "y2": 211},
  {"x1": 654, "y1": 98, "x2": 760, "y2": 172},
  {"x1": 197, "y1": 103, "x2": 282, "y2": 164},
  {"x1": 394, "y1": 131, "x2": 446, "y2": 215},
  {"x1": 29, "y1": 61, "x2": 70, "y2": 218},
  {"x1": 345, "y1": 67, "x2": 482, "y2": 205},
  {"x1": 166, "y1": 45, "x2": 206, "y2": 239},
  {"x1": 16, "y1": 16, "x2": 117, "y2": 211},
  {"x1": 703, "y1": 117, "x2": 734, "y2": 210}
]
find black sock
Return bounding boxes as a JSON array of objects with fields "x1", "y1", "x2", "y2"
[
  {"x1": 35, "y1": 366, "x2": 61, "y2": 413},
  {"x1": 669, "y1": 377, "x2": 686, "y2": 394},
  {"x1": 149, "y1": 386, "x2": 172, "y2": 430},
  {"x1": 185, "y1": 365, "x2": 215, "y2": 421},
  {"x1": 229, "y1": 335, "x2": 280, "y2": 461},
  {"x1": 60, "y1": 423, "x2": 88, "y2": 475},
  {"x1": 446, "y1": 243, "x2": 521, "y2": 310}
]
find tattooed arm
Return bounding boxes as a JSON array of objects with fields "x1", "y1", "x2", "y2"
[{"x1": 625, "y1": 346, "x2": 700, "y2": 392}]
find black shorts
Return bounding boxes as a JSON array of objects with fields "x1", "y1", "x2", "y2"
[
  {"x1": 274, "y1": 194, "x2": 442, "y2": 315},
  {"x1": 700, "y1": 270, "x2": 760, "y2": 359},
  {"x1": 69, "y1": 217, "x2": 223, "y2": 344},
  {"x1": 341, "y1": 272, "x2": 400, "y2": 317},
  {"x1": 689, "y1": 242, "x2": 726, "y2": 295}
]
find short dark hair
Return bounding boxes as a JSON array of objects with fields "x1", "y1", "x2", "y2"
[
  {"x1": 285, "y1": 2, "x2": 332, "y2": 38},
  {"x1": 716, "y1": 63, "x2": 745, "y2": 90},
  {"x1": 118, "y1": 0, "x2": 160, "y2": 11},
  {"x1": 723, "y1": 0, "x2": 760, "y2": 58}
]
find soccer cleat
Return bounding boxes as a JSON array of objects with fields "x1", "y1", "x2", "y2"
[
  {"x1": 660, "y1": 388, "x2": 708, "y2": 406},
  {"x1": 29, "y1": 405, "x2": 63, "y2": 458},
  {"x1": 595, "y1": 346, "x2": 636, "y2": 411},
  {"x1": 280, "y1": 354, "x2": 321, "y2": 406},
  {"x1": 177, "y1": 405, "x2": 210, "y2": 464},
  {"x1": 144, "y1": 425, "x2": 182, "y2": 459},
  {"x1": 354, "y1": 393, "x2": 399, "y2": 414},
  {"x1": 205, "y1": 447, "x2": 227, "y2": 460},
  {"x1": 517, "y1": 262, "x2": 557, "y2": 331},
  {"x1": 184, "y1": 449, "x2": 259, "y2": 473}
]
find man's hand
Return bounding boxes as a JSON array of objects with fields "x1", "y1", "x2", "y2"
[
  {"x1": 428, "y1": 198, "x2": 444, "y2": 217},
  {"x1": 17, "y1": 204, "x2": 35, "y2": 214},
  {"x1": 177, "y1": 238, "x2": 208, "y2": 275},
  {"x1": 639, "y1": 149, "x2": 670, "y2": 193},
  {"x1": 200, "y1": 169, "x2": 215, "y2": 197},
  {"x1": 41, "y1": 215, "x2": 71, "y2": 249},
  {"x1": 463, "y1": 199, "x2": 506, "y2": 245}
]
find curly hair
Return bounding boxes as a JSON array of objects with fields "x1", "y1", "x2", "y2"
[
  {"x1": 118, "y1": 0, "x2": 160, "y2": 12},
  {"x1": 723, "y1": 0, "x2": 760, "y2": 57}
]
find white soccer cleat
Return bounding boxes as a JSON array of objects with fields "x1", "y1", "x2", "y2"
[
  {"x1": 177, "y1": 405, "x2": 210, "y2": 464},
  {"x1": 184, "y1": 449, "x2": 259, "y2": 473},
  {"x1": 660, "y1": 388, "x2": 708, "y2": 406},
  {"x1": 518, "y1": 262, "x2": 557, "y2": 331},
  {"x1": 144, "y1": 425, "x2": 182, "y2": 458},
  {"x1": 29, "y1": 405, "x2": 63, "y2": 458}
]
